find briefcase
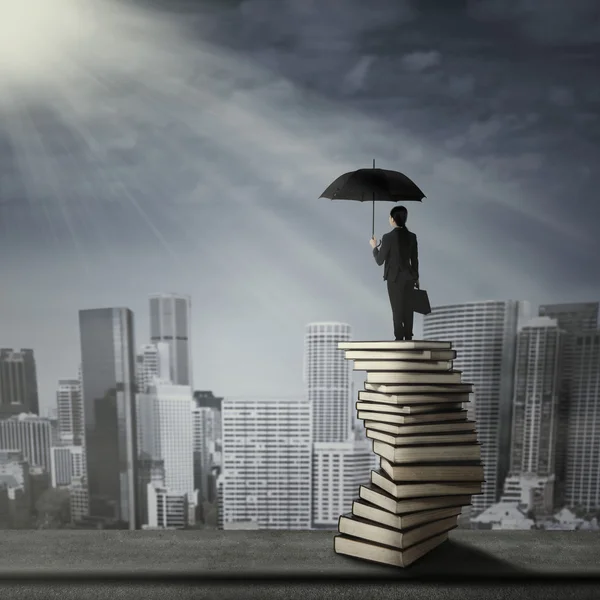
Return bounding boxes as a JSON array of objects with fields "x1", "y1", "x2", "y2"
[{"x1": 412, "y1": 288, "x2": 431, "y2": 315}]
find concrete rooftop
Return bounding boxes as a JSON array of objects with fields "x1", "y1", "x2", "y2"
[{"x1": 1, "y1": 530, "x2": 599, "y2": 599}]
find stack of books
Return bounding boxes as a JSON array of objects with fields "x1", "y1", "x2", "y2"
[{"x1": 333, "y1": 340, "x2": 484, "y2": 568}]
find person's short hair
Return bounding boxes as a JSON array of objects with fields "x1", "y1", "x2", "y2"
[{"x1": 390, "y1": 205, "x2": 407, "y2": 226}]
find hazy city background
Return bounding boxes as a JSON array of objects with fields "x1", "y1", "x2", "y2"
[
  {"x1": 1, "y1": 1, "x2": 599, "y2": 532},
  {"x1": 2, "y1": 297, "x2": 599, "y2": 531}
]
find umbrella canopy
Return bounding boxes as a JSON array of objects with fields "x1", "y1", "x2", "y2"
[{"x1": 319, "y1": 162, "x2": 425, "y2": 236}]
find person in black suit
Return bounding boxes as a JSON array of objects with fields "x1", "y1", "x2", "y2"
[{"x1": 369, "y1": 205, "x2": 419, "y2": 341}]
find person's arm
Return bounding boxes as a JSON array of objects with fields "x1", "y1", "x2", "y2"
[
  {"x1": 372, "y1": 233, "x2": 391, "y2": 266},
  {"x1": 411, "y1": 234, "x2": 419, "y2": 279}
]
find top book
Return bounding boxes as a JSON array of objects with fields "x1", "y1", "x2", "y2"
[
  {"x1": 345, "y1": 350, "x2": 456, "y2": 361},
  {"x1": 338, "y1": 341, "x2": 452, "y2": 351}
]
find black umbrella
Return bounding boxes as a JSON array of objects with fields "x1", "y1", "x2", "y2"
[{"x1": 319, "y1": 160, "x2": 425, "y2": 236}]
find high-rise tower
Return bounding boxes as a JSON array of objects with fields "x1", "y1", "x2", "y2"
[
  {"x1": 565, "y1": 330, "x2": 600, "y2": 512},
  {"x1": 79, "y1": 308, "x2": 139, "y2": 529},
  {"x1": 0, "y1": 349, "x2": 39, "y2": 417},
  {"x1": 303, "y1": 322, "x2": 353, "y2": 443},
  {"x1": 510, "y1": 318, "x2": 564, "y2": 485},
  {"x1": 149, "y1": 294, "x2": 192, "y2": 387},
  {"x1": 423, "y1": 301, "x2": 531, "y2": 513}
]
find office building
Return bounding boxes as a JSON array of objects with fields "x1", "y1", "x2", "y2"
[
  {"x1": 312, "y1": 439, "x2": 372, "y2": 528},
  {"x1": 500, "y1": 474, "x2": 555, "y2": 515},
  {"x1": 136, "y1": 343, "x2": 171, "y2": 393},
  {"x1": 69, "y1": 476, "x2": 90, "y2": 523},
  {"x1": 0, "y1": 349, "x2": 39, "y2": 417},
  {"x1": 146, "y1": 483, "x2": 188, "y2": 529},
  {"x1": 221, "y1": 397, "x2": 312, "y2": 530},
  {"x1": 510, "y1": 318, "x2": 564, "y2": 478},
  {"x1": 0, "y1": 413, "x2": 55, "y2": 472},
  {"x1": 193, "y1": 390, "x2": 222, "y2": 505},
  {"x1": 50, "y1": 445, "x2": 86, "y2": 488},
  {"x1": 136, "y1": 379, "x2": 195, "y2": 523},
  {"x1": 565, "y1": 330, "x2": 600, "y2": 512},
  {"x1": 56, "y1": 379, "x2": 84, "y2": 446},
  {"x1": 537, "y1": 302, "x2": 598, "y2": 505},
  {"x1": 138, "y1": 458, "x2": 165, "y2": 527},
  {"x1": 79, "y1": 307, "x2": 139, "y2": 529},
  {"x1": 304, "y1": 323, "x2": 353, "y2": 444},
  {"x1": 192, "y1": 404, "x2": 221, "y2": 503},
  {"x1": 423, "y1": 301, "x2": 531, "y2": 513},
  {"x1": 216, "y1": 474, "x2": 224, "y2": 530},
  {"x1": 0, "y1": 450, "x2": 31, "y2": 527},
  {"x1": 194, "y1": 390, "x2": 223, "y2": 412},
  {"x1": 149, "y1": 293, "x2": 193, "y2": 387},
  {"x1": 29, "y1": 465, "x2": 50, "y2": 510},
  {"x1": 537, "y1": 303, "x2": 598, "y2": 377}
]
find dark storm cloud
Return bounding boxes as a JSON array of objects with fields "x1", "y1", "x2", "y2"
[
  {"x1": 467, "y1": 0, "x2": 600, "y2": 44},
  {"x1": 401, "y1": 50, "x2": 442, "y2": 72},
  {"x1": 237, "y1": 0, "x2": 416, "y2": 47}
]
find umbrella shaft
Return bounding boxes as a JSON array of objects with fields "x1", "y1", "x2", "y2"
[
  {"x1": 372, "y1": 199, "x2": 375, "y2": 237},
  {"x1": 372, "y1": 159, "x2": 375, "y2": 235}
]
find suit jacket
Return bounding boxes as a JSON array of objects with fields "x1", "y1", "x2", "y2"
[{"x1": 372, "y1": 227, "x2": 419, "y2": 282}]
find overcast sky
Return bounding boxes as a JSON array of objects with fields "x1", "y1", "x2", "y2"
[{"x1": 1, "y1": 0, "x2": 599, "y2": 415}]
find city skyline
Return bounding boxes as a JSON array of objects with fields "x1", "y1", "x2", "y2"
[
  {"x1": 7, "y1": 291, "x2": 599, "y2": 418},
  {"x1": 2, "y1": 1, "x2": 599, "y2": 417},
  {"x1": 1, "y1": 296, "x2": 600, "y2": 531}
]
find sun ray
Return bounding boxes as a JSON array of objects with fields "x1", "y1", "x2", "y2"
[{"x1": 0, "y1": 0, "x2": 589, "y2": 319}]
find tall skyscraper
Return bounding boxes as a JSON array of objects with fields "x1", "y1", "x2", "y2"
[
  {"x1": 537, "y1": 302, "x2": 598, "y2": 505},
  {"x1": 149, "y1": 294, "x2": 192, "y2": 387},
  {"x1": 136, "y1": 379, "x2": 195, "y2": 523},
  {"x1": 510, "y1": 318, "x2": 564, "y2": 499},
  {"x1": 221, "y1": 397, "x2": 312, "y2": 530},
  {"x1": 565, "y1": 330, "x2": 600, "y2": 512},
  {"x1": 0, "y1": 349, "x2": 39, "y2": 417},
  {"x1": 304, "y1": 322, "x2": 371, "y2": 528},
  {"x1": 304, "y1": 322, "x2": 353, "y2": 443},
  {"x1": 423, "y1": 301, "x2": 531, "y2": 513},
  {"x1": 56, "y1": 379, "x2": 84, "y2": 446},
  {"x1": 136, "y1": 343, "x2": 171, "y2": 393},
  {"x1": 79, "y1": 308, "x2": 139, "y2": 529},
  {"x1": 0, "y1": 413, "x2": 55, "y2": 472}
]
